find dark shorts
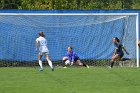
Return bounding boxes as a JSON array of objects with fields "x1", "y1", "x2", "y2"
[
  {"x1": 74, "y1": 57, "x2": 80, "y2": 62},
  {"x1": 117, "y1": 53, "x2": 124, "y2": 58}
]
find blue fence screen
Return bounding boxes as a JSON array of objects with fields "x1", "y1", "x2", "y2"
[{"x1": 0, "y1": 10, "x2": 139, "y2": 62}]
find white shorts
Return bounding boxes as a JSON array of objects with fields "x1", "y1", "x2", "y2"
[
  {"x1": 39, "y1": 46, "x2": 49, "y2": 55},
  {"x1": 39, "y1": 51, "x2": 49, "y2": 55}
]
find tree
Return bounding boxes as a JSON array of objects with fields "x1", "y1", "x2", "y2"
[
  {"x1": 0, "y1": 0, "x2": 139, "y2": 10},
  {"x1": 123, "y1": 0, "x2": 133, "y2": 9},
  {"x1": 20, "y1": 0, "x2": 53, "y2": 9},
  {"x1": 0, "y1": 0, "x2": 20, "y2": 9}
]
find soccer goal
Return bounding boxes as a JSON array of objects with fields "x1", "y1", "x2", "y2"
[{"x1": 0, "y1": 13, "x2": 139, "y2": 67}]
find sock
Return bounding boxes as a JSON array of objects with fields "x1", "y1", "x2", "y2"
[
  {"x1": 83, "y1": 63, "x2": 87, "y2": 67},
  {"x1": 39, "y1": 60, "x2": 43, "y2": 69},
  {"x1": 48, "y1": 60, "x2": 53, "y2": 69},
  {"x1": 111, "y1": 62, "x2": 114, "y2": 68},
  {"x1": 119, "y1": 62, "x2": 123, "y2": 67},
  {"x1": 122, "y1": 58, "x2": 130, "y2": 61}
]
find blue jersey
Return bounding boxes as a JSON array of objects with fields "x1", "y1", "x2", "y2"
[
  {"x1": 66, "y1": 51, "x2": 79, "y2": 62},
  {"x1": 114, "y1": 43, "x2": 124, "y2": 55}
]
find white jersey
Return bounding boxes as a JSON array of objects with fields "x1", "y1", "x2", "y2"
[{"x1": 36, "y1": 37, "x2": 49, "y2": 53}]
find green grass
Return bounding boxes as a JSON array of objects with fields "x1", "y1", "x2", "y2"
[{"x1": 0, "y1": 67, "x2": 140, "y2": 93}]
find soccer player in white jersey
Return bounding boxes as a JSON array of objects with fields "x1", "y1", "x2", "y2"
[{"x1": 36, "y1": 32, "x2": 54, "y2": 71}]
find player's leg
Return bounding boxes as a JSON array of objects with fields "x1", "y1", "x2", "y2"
[
  {"x1": 117, "y1": 57, "x2": 123, "y2": 67},
  {"x1": 76, "y1": 60, "x2": 83, "y2": 66},
  {"x1": 117, "y1": 53, "x2": 125, "y2": 67},
  {"x1": 38, "y1": 53, "x2": 43, "y2": 71},
  {"x1": 62, "y1": 57, "x2": 68, "y2": 62},
  {"x1": 76, "y1": 60, "x2": 89, "y2": 68},
  {"x1": 46, "y1": 54, "x2": 54, "y2": 71},
  {"x1": 117, "y1": 53, "x2": 130, "y2": 67},
  {"x1": 110, "y1": 54, "x2": 119, "y2": 68}
]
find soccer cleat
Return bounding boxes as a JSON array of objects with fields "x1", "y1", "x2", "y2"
[
  {"x1": 86, "y1": 65, "x2": 89, "y2": 68},
  {"x1": 108, "y1": 66, "x2": 112, "y2": 69},
  {"x1": 39, "y1": 68, "x2": 44, "y2": 71},
  {"x1": 51, "y1": 68, "x2": 54, "y2": 71},
  {"x1": 63, "y1": 66, "x2": 67, "y2": 68}
]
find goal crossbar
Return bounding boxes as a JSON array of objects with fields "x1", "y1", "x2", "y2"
[{"x1": 0, "y1": 13, "x2": 138, "y2": 16}]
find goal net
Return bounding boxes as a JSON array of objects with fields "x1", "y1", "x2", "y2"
[{"x1": 0, "y1": 13, "x2": 139, "y2": 67}]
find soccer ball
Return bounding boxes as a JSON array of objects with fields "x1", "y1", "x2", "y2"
[{"x1": 65, "y1": 60, "x2": 70, "y2": 65}]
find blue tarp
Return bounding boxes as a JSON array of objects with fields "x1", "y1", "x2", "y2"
[{"x1": 0, "y1": 10, "x2": 139, "y2": 62}]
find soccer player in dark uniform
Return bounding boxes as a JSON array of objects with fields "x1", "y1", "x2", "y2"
[
  {"x1": 110, "y1": 37, "x2": 129, "y2": 68},
  {"x1": 62, "y1": 46, "x2": 89, "y2": 68},
  {"x1": 138, "y1": 41, "x2": 140, "y2": 48}
]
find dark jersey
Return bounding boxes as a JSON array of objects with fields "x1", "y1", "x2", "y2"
[{"x1": 114, "y1": 43, "x2": 124, "y2": 55}]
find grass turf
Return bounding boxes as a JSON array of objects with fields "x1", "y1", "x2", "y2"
[{"x1": 0, "y1": 67, "x2": 140, "y2": 93}]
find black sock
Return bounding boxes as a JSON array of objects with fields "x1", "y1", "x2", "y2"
[
  {"x1": 111, "y1": 62, "x2": 114, "y2": 68},
  {"x1": 122, "y1": 58, "x2": 130, "y2": 61},
  {"x1": 83, "y1": 63, "x2": 87, "y2": 67}
]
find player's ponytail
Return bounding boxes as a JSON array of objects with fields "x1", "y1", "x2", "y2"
[{"x1": 39, "y1": 32, "x2": 45, "y2": 37}]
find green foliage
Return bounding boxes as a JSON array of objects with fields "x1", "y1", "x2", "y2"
[
  {"x1": 0, "y1": 0, "x2": 140, "y2": 9},
  {"x1": 20, "y1": 0, "x2": 53, "y2": 9},
  {"x1": 123, "y1": 0, "x2": 133, "y2": 9},
  {"x1": 132, "y1": 0, "x2": 140, "y2": 9}
]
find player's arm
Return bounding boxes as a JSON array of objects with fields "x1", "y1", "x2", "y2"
[
  {"x1": 70, "y1": 56, "x2": 75, "y2": 66},
  {"x1": 70, "y1": 53, "x2": 76, "y2": 66},
  {"x1": 122, "y1": 46, "x2": 129, "y2": 55},
  {"x1": 36, "y1": 40, "x2": 39, "y2": 51},
  {"x1": 66, "y1": 53, "x2": 71, "y2": 62}
]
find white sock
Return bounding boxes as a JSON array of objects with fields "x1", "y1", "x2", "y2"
[
  {"x1": 39, "y1": 60, "x2": 43, "y2": 69},
  {"x1": 48, "y1": 60, "x2": 53, "y2": 69}
]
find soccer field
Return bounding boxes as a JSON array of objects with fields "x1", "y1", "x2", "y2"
[{"x1": 0, "y1": 67, "x2": 140, "y2": 93}]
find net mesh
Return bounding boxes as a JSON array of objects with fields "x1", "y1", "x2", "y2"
[{"x1": 0, "y1": 14, "x2": 137, "y2": 67}]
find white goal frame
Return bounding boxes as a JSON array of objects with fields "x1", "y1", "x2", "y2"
[{"x1": 0, "y1": 13, "x2": 139, "y2": 67}]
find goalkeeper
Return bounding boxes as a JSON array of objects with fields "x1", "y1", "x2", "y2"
[
  {"x1": 109, "y1": 37, "x2": 130, "y2": 68},
  {"x1": 62, "y1": 46, "x2": 89, "y2": 68}
]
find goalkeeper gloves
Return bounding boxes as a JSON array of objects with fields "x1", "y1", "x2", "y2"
[{"x1": 70, "y1": 62, "x2": 74, "y2": 66}]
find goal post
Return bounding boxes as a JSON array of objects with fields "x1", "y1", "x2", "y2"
[
  {"x1": 0, "y1": 13, "x2": 139, "y2": 67},
  {"x1": 136, "y1": 14, "x2": 139, "y2": 67}
]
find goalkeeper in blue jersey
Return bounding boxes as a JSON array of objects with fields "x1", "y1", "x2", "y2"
[
  {"x1": 109, "y1": 37, "x2": 130, "y2": 68},
  {"x1": 36, "y1": 32, "x2": 54, "y2": 71},
  {"x1": 62, "y1": 46, "x2": 89, "y2": 68}
]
